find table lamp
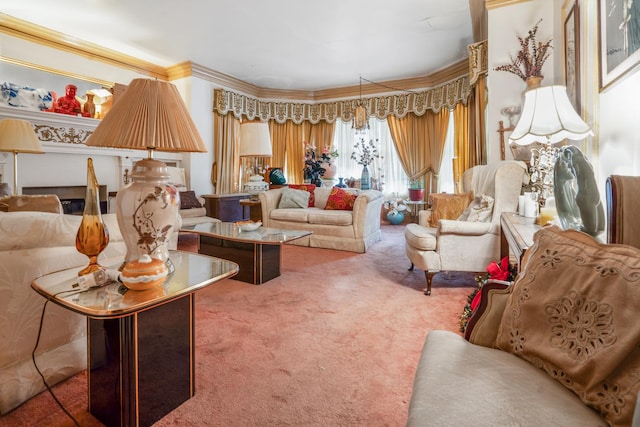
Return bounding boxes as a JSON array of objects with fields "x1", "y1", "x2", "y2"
[
  {"x1": 86, "y1": 78, "x2": 207, "y2": 288},
  {"x1": 0, "y1": 119, "x2": 44, "y2": 195},
  {"x1": 509, "y1": 85, "x2": 592, "y2": 207},
  {"x1": 239, "y1": 121, "x2": 272, "y2": 200}
]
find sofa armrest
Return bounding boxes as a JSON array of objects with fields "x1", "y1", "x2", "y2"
[
  {"x1": 352, "y1": 190, "x2": 384, "y2": 237},
  {"x1": 438, "y1": 219, "x2": 500, "y2": 236},
  {"x1": 464, "y1": 280, "x2": 512, "y2": 347},
  {"x1": 417, "y1": 209, "x2": 432, "y2": 227},
  {"x1": 259, "y1": 188, "x2": 285, "y2": 227}
]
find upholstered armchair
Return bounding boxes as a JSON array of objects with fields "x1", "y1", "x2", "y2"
[{"x1": 405, "y1": 161, "x2": 529, "y2": 295}]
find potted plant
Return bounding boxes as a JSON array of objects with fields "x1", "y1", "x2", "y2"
[
  {"x1": 408, "y1": 179, "x2": 425, "y2": 201},
  {"x1": 384, "y1": 198, "x2": 407, "y2": 225}
]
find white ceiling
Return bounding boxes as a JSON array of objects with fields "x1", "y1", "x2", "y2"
[{"x1": 2, "y1": 0, "x2": 473, "y2": 91}]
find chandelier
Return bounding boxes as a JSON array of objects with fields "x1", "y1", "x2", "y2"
[{"x1": 352, "y1": 77, "x2": 369, "y2": 131}]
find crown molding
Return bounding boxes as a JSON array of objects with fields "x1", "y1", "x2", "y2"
[
  {"x1": 0, "y1": 13, "x2": 168, "y2": 80},
  {"x1": 485, "y1": 0, "x2": 533, "y2": 10}
]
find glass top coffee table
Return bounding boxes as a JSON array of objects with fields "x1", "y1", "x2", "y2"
[{"x1": 181, "y1": 222, "x2": 312, "y2": 284}]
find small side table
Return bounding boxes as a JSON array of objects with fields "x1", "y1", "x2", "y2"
[
  {"x1": 31, "y1": 252, "x2": 238, "y2": 427},
  {"x1": 240, "y1": 198, "x2": 262, "y2": 222},
  {"x1": 500, "y1": 212, "x2": 540, "y2": 273},
  {"x1": 404, "y1": 200, "x2": 427, "y2": 222}
]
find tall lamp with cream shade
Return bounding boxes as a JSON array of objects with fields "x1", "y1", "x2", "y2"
[
  {"x1": 239, "y1": 121, "x2": 272, "y2": 200},
  {"x1": 0, "y1": 119, "x2": 44, "y2": 195},
  {"x1": 509, "y1": 85, "x2": 593, "y2": 208},
  {"x1": 86, "y1": 78, "x2": 207, "y2": 289}
]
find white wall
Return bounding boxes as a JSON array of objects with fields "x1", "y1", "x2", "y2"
[{"x1": 487, "y1": 1, "x2": 556, "y2": 164}]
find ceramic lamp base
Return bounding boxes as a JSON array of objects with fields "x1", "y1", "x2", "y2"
[{"x1": 115, "y1": 158, "x2": 179, "y2": 268}]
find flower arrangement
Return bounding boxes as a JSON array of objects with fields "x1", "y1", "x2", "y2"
[
  {"x1": 321, "y1": 145, "x2": 339, "y2": 164},
  {"x1": 303, "y1": 142, "x2": 325, "y2": 184},
  {"x1": 350, "y1": 137, "x2": 379, "y2": 167},
  {"x1": 493, "y1": 19, "x2": 553, "y2": 81},
  {"x1": 384, "y1": 198, "x2": 407, "y2": 215}
]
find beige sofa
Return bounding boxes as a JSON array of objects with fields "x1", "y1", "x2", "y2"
[
  {"x1": 407, "y1": 226, "x2": 640, "y2": 426},
  {"x1": 0, "y1": 210, "x2": 127, "y2": 414},
  {"x1": 259, "y1": 186, "x2": 384, "y2": 253}
]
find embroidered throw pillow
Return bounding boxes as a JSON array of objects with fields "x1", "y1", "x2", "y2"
[
  {"x1": 324, "y1": 187, "x2": 357, "y2": 211},
  {"x1": 288, "y1": 184, "x2": 316, "y2": 207},
  {"x1": 179, "y1": 191, "x2": 202, "y2": 209},
  {"x1": 458, "y1": 194, "x2": 494, "y2": 222},
  {"x1": 278, "y1": 188, "x2": 310, "y2": 209},
  {"x1": 429, "y1": 192, "x2": 474, "y2": 227},
  {"x1": 495, "y1": 226, "x2": 640, "y2": 426}
]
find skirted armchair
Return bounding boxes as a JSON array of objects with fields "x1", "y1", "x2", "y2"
[{"x1": 405, "y1": 161, "x2": 529, "y2": 295}]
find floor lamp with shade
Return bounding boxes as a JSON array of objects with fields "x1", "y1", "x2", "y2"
[
  {"x1": 86, "y1": 78, "x2": 207, "y2": 289},
  {"x1": 0, "y1": 119, "x2": 44, "y2": 195},
  {"x1": 239, "y1": 121, "x2": 272, "y2": 200}
]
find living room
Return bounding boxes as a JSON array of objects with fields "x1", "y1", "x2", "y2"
[{"x1": 1, "y1": 0, "x2": 640, "y2": 426}]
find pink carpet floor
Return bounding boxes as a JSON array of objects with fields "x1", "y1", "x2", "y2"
[{"x1": 0, "y1": 224, "x2": 477, "y2": 427}]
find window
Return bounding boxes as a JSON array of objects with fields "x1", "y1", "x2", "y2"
[{"x1": 331, "y1": 112, "x2": 454, "y2": 197}]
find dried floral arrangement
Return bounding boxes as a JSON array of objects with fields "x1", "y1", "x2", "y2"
[
  {"x1": 351, "y1": 137, "x2": 379, "y2": 167},
  {"x1": 494, "y1": 19, "x2": 553, "y2": 81}
]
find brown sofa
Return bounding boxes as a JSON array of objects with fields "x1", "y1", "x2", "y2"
[
  {"x1": 259, "y1": 186, "x2": 384, "y2": 253},
  {"x1": 407, "y1": 226, "x2": 640, "y2": 426}
]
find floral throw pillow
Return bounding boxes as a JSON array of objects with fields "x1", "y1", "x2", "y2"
[
  {"x1": 324, "y1": 187, "x2": 357, "y2": 211},
  {"x1": 288, "y1": 184, "x2": 316, "y2": 207},
  {"x1": 495, "y1": 226, "x2": 640, "y2": 426}
]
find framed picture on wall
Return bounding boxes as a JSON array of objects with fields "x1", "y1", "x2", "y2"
[
  {"x1": 564, "y1": 2, "x2": 580, "y2": 111},
  {"x1": 599, "y1": 0, "x2": 640, "y2": 89}
]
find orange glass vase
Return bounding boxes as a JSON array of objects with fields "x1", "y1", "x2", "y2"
[{"x1": 76, "y1": 158, "x2": 110, "y2": 276}]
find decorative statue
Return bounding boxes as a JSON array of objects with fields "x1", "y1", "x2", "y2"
[
  {"x1": 553, "y1": 145, "x2": 604, "y2": 236},
  {"x1": 55, "y1": 84, "x2": 85, "y2": 116}
]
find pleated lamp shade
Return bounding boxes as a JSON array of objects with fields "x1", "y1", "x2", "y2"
[
  {"x1": 0, "y1": 119, "x2": 44, "y2": 154},
  {"x1": 509, "y1": 85, "x2": 593, "y2": 146},
  {"x1": 86, "y1": 78, "x2": 207, "y2": 154},
  {"x1": 0, "y1": 119, "x2": 44, "y2": 195}
]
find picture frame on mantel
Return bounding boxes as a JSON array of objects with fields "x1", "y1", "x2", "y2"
[
  {"x1": 599, "y1": 0, "x2": 640, "y2": 89},
  {"x1": 564, "y1": 2, "x2": 580, "y2": 111}
]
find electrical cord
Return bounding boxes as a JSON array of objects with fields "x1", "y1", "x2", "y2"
[{"x1": 32, "y1": 289, "x2": 82, "y2": 427}]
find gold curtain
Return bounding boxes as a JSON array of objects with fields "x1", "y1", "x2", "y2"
[
  {"x1": 453, "y1": 103, "x2": 472, "y2": 190},
  {"x1": 471, "y1": 76, "x2": 487, "y2": 166},
  {"x1": 309, "y1": 121, "x2": 335, "y2": 154},
  {"x1": 269, "y1": 120, "x2": 310, "y2": 184},
  {"x1": 387, "y1": 110, "x2": 450, "y2": 195},
  {"x1": 213, "y1": 111, "x2": 241, "y2": 194},
  {"x1": 387, "y1": 113, "x2": 429, "y2": 186},
  {"x1": 425, "y1": 109, "x2": 451, "y2": 194}
]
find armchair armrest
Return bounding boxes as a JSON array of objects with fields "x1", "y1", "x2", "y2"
[{"x1": 438, "y1": 219, "x2": 499, "y2": 236}]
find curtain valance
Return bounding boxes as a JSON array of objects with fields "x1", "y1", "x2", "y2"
[{"x1": 213, "y1": 76, "x2": 470, "y2": 125}]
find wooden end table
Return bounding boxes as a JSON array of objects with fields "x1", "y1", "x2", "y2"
[
  {"x1": 31, "y1": 252, "x2": 238, "y2": 427},
  {"x1": 500, "y1": 212, "x2": 540, "y2": 273},
  {"x1": 239, "y1": 198, "x2": 262, "y2": 221}
]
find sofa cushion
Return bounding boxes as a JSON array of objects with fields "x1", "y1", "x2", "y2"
[
  {"x1": 495, "y1": 226, "x2": 640, "y2": 427},
  {"x1": 325, "y1": 187, "x2": 357, "y2": 210},
  {"x1": 0, "y1": 195, "x2": 63, "y2": 214},
  {"x1": 407, "y1": 330, "x2": 605, "y2": 426},
  {"x1": 278, "y1": 188, "x2": 310, "y2": 209},
  {"x1": 179, "y1": 190, "x2": 203, "y2": 209},
  {"x1": 429, "y1": 192, "x2": 473, "y2": 227},
  {"x1": 307, "y1": 209, "x2": 353, "y2": 226},
  {"x1": 288, "y1": 184, "x2": 316, "y2": 207},
  {"x1": 270, "y1": 208, "x2": 310, "y2": 223}
]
